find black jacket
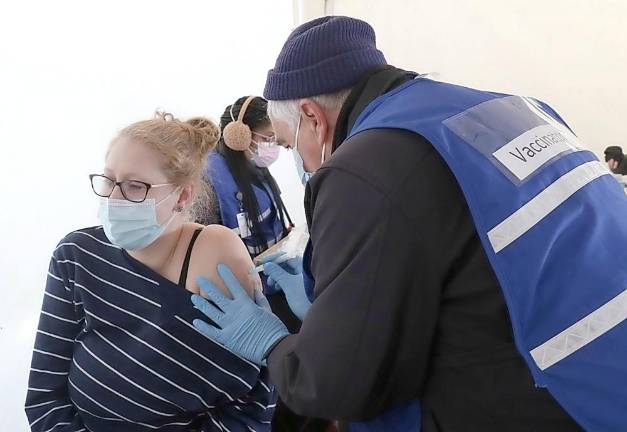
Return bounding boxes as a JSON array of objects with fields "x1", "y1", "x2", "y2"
[{"x1": 267, "y1": 67, "x2": 580, "y2": 431}]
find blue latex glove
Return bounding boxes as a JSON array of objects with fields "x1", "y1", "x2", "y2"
[
  {"x1": 191, "y1": 264, "x2": 289, "y2": 366},
  {"x1": 263, "y1": 258, "x2": 312, "y2": 321},
  {"x1": 258, "y1": 252, "x2": 303, "y2": 282},
  {"x1": 257, "y1": 251, "x2": 288, "y2": 266},
  {"x1": 255, "y1": 252, "x2": 291, "y2": 295}
]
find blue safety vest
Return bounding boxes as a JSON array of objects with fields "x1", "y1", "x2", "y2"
[
  {"x1": 206, "y1": 152, "x2": 286, "y2": 259},
  {"x1": 343, "y1": 78, "x2": 627, "y2": 431}
]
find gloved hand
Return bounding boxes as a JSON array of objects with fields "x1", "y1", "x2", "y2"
[
  {"x1": 191, "y1": 264, "x2": 289, "y2": 366},
  {"x1": 254, "y1": 252, "x2": 288, "y2": 295},
  {"x1": 263, "y1": 256, "x2": 312, "y2": 321},
  {"x1": 258, "y1": 252, "x2": 303, "y2": 282}
]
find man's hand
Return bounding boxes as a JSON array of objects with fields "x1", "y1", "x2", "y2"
[
  {"x1": 191, "y1": 264, "x2": 289, "y2": 365},
  {"x1": 263, "y1": 255, "x2": 312, "y2": 321}
]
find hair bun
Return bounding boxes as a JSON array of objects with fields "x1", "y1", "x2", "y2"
[{"x1": 186, "y1": 117, "x2": 220, "y2": 156}]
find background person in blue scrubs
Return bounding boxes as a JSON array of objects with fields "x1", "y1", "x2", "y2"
[
  {"x1": 196, "y1": 96, "x2": 300, "y2": 331},
  {"x1": 196, "y1": 97, "x2": 333, "y2": 431}
]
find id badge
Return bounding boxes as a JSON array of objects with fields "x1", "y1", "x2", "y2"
[{"x1": 236, "y1": 212, "x2": 251, "y2": 238}]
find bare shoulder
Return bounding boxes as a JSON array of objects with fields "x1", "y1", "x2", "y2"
[
  {"x1": 196, "y1": 224, "x2": 242, "y2": 245},
  {"x1": 193, "y1": 224, "x2": 251, "y2": 265},
  {"x1": 184, "y1": 224, "x2": 258, "y2": 297}
]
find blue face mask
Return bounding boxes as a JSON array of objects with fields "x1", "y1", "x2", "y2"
[
  {"x1": 292, "y1": 116, "x2": 325, "y2": 186},
  {"x1": 98, "y1": 189, "x2": 179, "y2": 251}
]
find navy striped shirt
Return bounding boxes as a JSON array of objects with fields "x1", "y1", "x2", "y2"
[{"x1": 25, "y1": 226, "x2": 277, "y2": 432}]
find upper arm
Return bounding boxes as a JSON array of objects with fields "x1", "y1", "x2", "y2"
[
  {"x1": 26, "y1": 246, "x2": 85, "y2": 430},
  {"x1": 186, "y1": 225, "x2": 259, "y2": 298},
  {"x1": 269, "y1": 169, "x2": 405, "y2": 418},
  {"x1": 30, "y1": 254, "x2": 83, "y2": 381}
]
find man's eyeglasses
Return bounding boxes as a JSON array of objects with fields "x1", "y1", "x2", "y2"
[{"x1": 89, "y1": 174, "x2": 173, "y2": 203}]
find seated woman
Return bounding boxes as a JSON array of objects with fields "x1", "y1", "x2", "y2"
[{"x1": 25, "y1": 112, "x2": 277, "y2": 431}]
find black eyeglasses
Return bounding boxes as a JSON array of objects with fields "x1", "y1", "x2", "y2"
[{"x1": 89, "y1": 174, "x2": 173, "y2": 203}]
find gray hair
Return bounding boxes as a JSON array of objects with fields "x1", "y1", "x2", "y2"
[{"x1": 267, "y1": 88, "x2": 352, "y2": 132}]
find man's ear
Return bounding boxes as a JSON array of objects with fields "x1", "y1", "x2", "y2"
[{"x1": 299, "y1": 99, "x2": 329, "y2": 147}]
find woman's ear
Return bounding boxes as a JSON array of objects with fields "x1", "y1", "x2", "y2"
[{"x1": 177, "y1": 184, "x2": 194, "y2": 211}]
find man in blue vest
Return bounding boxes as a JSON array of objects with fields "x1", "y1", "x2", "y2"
[{"x1": 192, "y1": 16, "x2": 627, "y2": 431}]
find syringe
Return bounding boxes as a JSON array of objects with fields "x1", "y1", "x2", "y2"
[{"x1": 251, "y1": 254, "x2": 293, "y2": 274}]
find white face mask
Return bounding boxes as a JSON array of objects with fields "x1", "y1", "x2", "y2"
[
  {"x1": 292, "y1": 116, "x2": 325, "y2": 185},
  {"x1": 98, "y1": 188, "x2": 180, "y2": 250}
]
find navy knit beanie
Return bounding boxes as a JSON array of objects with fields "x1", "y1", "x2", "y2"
[{"x1": 263, "y1": 16, "x2": 387, "y2": 100}]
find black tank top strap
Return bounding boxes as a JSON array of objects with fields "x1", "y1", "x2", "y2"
[{"x1": 178, "y1": 228, "x2": 203, "y2": 289}]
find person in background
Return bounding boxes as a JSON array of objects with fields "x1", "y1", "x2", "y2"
[
  {"x1": 198, "y1": 97, "x2": 331, "y2": 431},
  {"x1": 25, "y1": 112, "x2": 276, "y2": 431},
  {"x1": 197, "y1": 96, "x2": 300, "y2": 331},
  {"x1": 604, "y1": 145, "x2": 627, "y2": 175}
]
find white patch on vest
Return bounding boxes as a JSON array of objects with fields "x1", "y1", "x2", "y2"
[
  {"x1": 493, "y1": 124, "x2": 580, "y2": 181},
  {"x1": 488, "y1": 161, "x2": 610, "y2": 253},
  {"x1": 530, "y1": 288, "x2": 627, "y2": 371}
]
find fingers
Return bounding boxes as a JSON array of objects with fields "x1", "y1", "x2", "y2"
[
  {"x1": 196, "y1": 277, "x2": 230, "y2": 310},
  {"x1": 258, "y1": 251, "x2": 286, "y2": 265},
  {"x1": 254, "y1": 289, "x2": 271, "y2": 312},
  {"x1": 217, "y1": 263, "x2": 250, "y2": 300},
  {"x1": 263, "y1": 262, "x2": 290, "y2": 281},
  {"x1": 285, "y1": 257, "x2": 303, "y2": 274},
  {"x1": 191, "y1": 294, "x2": 225, "y2": 326},
  {"x1": 193, "y1": 318, "x2": 223, "y2": 343}
]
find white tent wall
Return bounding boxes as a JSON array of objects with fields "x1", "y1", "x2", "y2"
[{"x1": 293, "y1": 0, "x2": 627, "y2": 158}]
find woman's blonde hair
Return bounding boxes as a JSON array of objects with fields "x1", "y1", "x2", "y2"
[{"x1": 113, "y1": 111, "x2": 220, "y2": 221}]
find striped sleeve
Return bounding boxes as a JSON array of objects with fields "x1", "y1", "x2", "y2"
[{"x1": 25, "y1": 255, "x2": 85, "y2": 431}]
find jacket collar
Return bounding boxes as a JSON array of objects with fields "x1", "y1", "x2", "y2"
[{"x1": 332, "y1": 65, "x2": 417, "y2": 151}]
